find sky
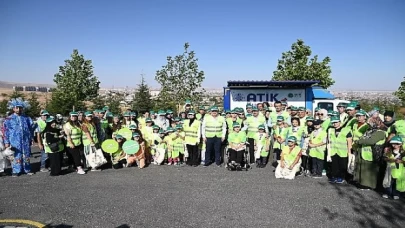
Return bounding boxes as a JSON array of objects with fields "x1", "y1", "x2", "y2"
[{"x1": 0, "y1": 0, "x2": 404, "y2": 90}]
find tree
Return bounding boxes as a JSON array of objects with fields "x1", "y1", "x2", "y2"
[
  {"x1": 155, "y1": 42, "x2": 205, "y2": 113},
  {"x1": 48, "y1": 49, "x2": 100, "y2": 115},
  {"x1": 9, "y1": 91, "x2": 25, "y2": 99},
  {"x1": 131, "y1": 74, "x2": 154, "y2": 113},
  {"x1": 0, "y1": 91, "x2": 25, "y2": 115},
  {"x1": 394, "y1": 76, "x2": 405, "y2": 106},
  {"x1": 25, "y1": 93, "x2": 42, "y2": 118},
  {"x1": 272, "y1": 39, "x2": 334, "y2": 88}
]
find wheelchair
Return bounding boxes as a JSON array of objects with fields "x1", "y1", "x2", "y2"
[{"x1": 224, "y1": 142, "x2": 251, "y2": 171}]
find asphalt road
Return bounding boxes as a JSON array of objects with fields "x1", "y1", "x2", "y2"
[{"x1": 1, "y1": 148, "x2": 405, "y2": 228}]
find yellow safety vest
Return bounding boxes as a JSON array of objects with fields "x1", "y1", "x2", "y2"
[
  {"x1": 183, "y1": 119, "x2": 200, "y2": 144},
  {"x1": 204, "y1": 115, "x2": 225, "y2": 138}
]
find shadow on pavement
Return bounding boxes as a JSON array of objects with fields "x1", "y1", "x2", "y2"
[
  {"x1": 45, "y1": 224, "x2": 74, "y2": 228},
  {"x1": 116, "y1": 225, "x2": 130, "y2": 228},
  {"x1": 319, "y1": 181, "x2": 405, "y2": 228}
]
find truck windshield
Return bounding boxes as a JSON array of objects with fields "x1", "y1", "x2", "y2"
[{"x1": 318, "y1": 102, "x2": 333, "y2": 111}]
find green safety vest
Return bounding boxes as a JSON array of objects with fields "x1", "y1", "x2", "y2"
[
  {"x1": 360, "y1": 137, "x2": 385, "y2": 162},
  {"x1": 387, "y1": 153, "x2": 405, "y2": 192},
  {"x1": 352, "y1": 123, "x2": 369, "y2": 142},
  {"x1": 226, "y1": 118, "x2": 242, "y2": 133},
  {"x1": 246, "y1": 115, "x2": 266, "y2": 138},
  {"x1": 270, "y1": 111, "x2": 289, "y2": 125},
  {"x1": 65, "y1": 122, "x2": 82, "y2": 146},
  {"x1": 228, "y1": 131, "x2": 247, "y2": 144},
  {"x1": 37, "y1": 119, "x2": 47, "y2": 132},
  {"x1": 183, "y1": 119, "x2": 200, "y2": 144},
  {"x1": 322, "y1": 118, "x2": 331, "y2": 130},
  {"x1": 340, "y1": 113, "x2": 348, "y2": 124},
  {"x1": 309, "y1": 129, "x2": 327, "y2": 160},
  {"x1": 328, "y1": 127, "x2": 351, "y2": 158},
  {"x1": 43, "y1": 132, "x2": 64, "y2": 153},
  {"x1": 344, "y1": 117, "x2": 357, "y2": 130},
  {"x1": 172, "y1": 132, "x2": 185, "y2": 153},
  {"x1": 286, "y1": 126, "x2": 304, "y2": 146},
  {"x1": 255, "y1": 132, "x2": 269, "y2": 157},
  {"x1": 273, "y1": 126, "x2": 288, "y2": 149},
  {"x1": 82, "y1": 123, "x2": 98, "y2": 146},
  {"x1": 394, "y1": 120, "x2": 405, "y2": 150},
  {"x1": 204, "y1": 115, "x2": 225, "y2": 138},
  {"x1": 282, "y1": 145, "x2": 301, "y2": 166}
]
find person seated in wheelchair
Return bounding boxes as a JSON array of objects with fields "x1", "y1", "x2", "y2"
[
  {"x1": 227, "y1": 122, "x2": 247, "y2": 169},
  {"x1": 275, "y1": 136, "x2": 302, "y2": 180}
]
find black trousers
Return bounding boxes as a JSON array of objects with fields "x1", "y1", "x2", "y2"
[
  {"x1": 248, "y1": 138, "x2": 255, "y2": 163},
  {"x1": 67, "y1": 145, "x2": 84, "y2": 168},
  {"x1": 312, "y1": 157, "x2": 324, "y2": 175},
  {"x1": 186, "y1": 144, "x2": 199, "y2": 166},
  {"x1": 331, "y1": 155, "x2": 348, "y2": 179},
  {"x1": 228, "y1": 149, "x2": 244, "y2": 164},
  {"x1": 49, "y1": 152, "x2": 62, "y2": 176},
  {"x1": 301, "y1": 155, "x2": 310, "y2": 171}
]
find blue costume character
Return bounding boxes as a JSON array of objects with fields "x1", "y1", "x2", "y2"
[{"x1": 3, "y1": 98, "x2": 36, "y2": 175}]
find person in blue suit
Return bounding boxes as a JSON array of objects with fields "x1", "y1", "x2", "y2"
[{"x1": 3, "y1": 98, "x2": 36, "y2": 176}]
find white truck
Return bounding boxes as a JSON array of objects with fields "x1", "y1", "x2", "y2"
[{"x1": 223, "y1": 80, "x2": 349, "y2": 112}]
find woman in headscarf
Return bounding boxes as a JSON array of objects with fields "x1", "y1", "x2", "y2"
[
  {"x1": 275, "y1": 136, "x2": 302, "y2": 179},
  {"x1": 42, "y1": 116, "x2": 65, "y2": 176},
  {"x1": 81, "y1": 111, "x2": 100, "y2": 171},
  {"x1": 64, "y1": 112, "x2": 86, "y2": 175}
]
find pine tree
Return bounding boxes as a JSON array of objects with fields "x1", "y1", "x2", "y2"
[{"x1": 132, "y1": 74, "x2": 154, "y2": 113}]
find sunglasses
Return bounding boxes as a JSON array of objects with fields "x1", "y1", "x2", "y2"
[{"x1": 317, "y1": 113, "x2": 324, "y2": 116}]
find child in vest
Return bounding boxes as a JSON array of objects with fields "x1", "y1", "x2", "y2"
[
  {"x1": 111, "y1": 134, "x2": 126, "y2": 169},
  {"x1": 254, "y1": 124, "x2": 270, "y2": 168},
  {"x1": 171, "y1": 125, "x2": 185, "y2": 166},
  {"x1": 308, "y1": 120, "x2": 327, "y2": 178},
  {"x1": 165, "y1": 127, "x2": 175, "y2": 165},
  {"x1": 272, "y1": 116, "x2": 288, "y2": 165},
  {"x1": 300, "y1": 116, "x2": 315, "y2": 176},
  {"x1": 227, "y1": 122, "x2": 247, "y2": 170},
  {"x1": 152, "y1": 129, "x2": 167, "y2": 165},
  {"x1": 275, "y1": 136, "x2": 302, "y2": 180},
  {"x1": 382, "y1": 136, "x2": 405, "y2": 199}
]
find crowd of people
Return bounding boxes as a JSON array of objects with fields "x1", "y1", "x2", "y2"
[{"x1": 0, "y1": 97, "x2": 404, "y2": 200}]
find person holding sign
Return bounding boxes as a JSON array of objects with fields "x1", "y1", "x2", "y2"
[
  {"x1": 171, "y1": 124, "x2": 186, "y2": 166},
  {"x1": 108, "y1": 134, "x2": 126, "y2": 169},
  {"x1": 126, "y1": 132, "x2": 145, "y2": 169},
  {"x1": 152, "y1": 129, "x2": 167, "y2": 165}
]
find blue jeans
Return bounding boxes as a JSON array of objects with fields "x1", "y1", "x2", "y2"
[
  {"x1": 205, "y1": 137, "x2": 222, "y2": 166},
  {"x1": 40, "y1": 150, "x2": 48, "y2": 168},
  {"x1": 385, "y1": 179, "x2": 400, "y2": 197}
]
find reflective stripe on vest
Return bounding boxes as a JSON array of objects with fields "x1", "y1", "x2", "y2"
[
  {"x1": 82, "y1": 123, "x2": 98, "y2": 146},
  {"x1": 205, "y1": 115, "x2": 224, "y2": 138},
  {"x1": 329, "y1": 128, "x2": 351, "y2": 158},
  {"x1": 247, "y1": 116, "x2": 265, "y2": 138},
  {"x1": 282, "y1": 145, "x2": 301, "y2": 165},
  {"x1": 183, "y1": 119, "x2": 200, "y2": 144},
  {"x1": 309, "y1": 130, "x2": 327, "y2": 160},
  {"x1": 66, "y1": 122, "x2": 82, "y2": 146}
]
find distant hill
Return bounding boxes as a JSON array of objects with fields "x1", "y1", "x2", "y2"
[{"x1": 0, "y1": 80, "x2": 55, "y2": 89}]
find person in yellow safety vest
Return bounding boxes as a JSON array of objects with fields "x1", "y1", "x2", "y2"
[
  {"x1": 285, "y1": 117, "x2": 305, "y2": 148},
  {"x1": 81, "y1": 111, "x2": 99, "y2": 171},
  {"x1": 297, "y1": 107, "x2": 307, "y2": 128},
  {"x1": 183, "y1": 110, "x2": 201, "y2": 167},
  {"x1": 151, "y1": 129, "x2": 167, "y2": 165},
  {"x1": 226, "y1": 109, "x2": 243, "y2": 134},
  {"x1": 196, "y1": 106, "x2": 206, "y2": 121},
  {"x1": 37, "y1": 110, "x2": 50, "y2": 172},
  {"x1": 64, "y1": 111, "x2": 86, "y2": 175},
  {"x1": 110, "y1": 134, "x2": 126, "y2": 169},
  {"x1": 354, "y1": 111, "x2": 386, "y2": 190},
  {"x1": 308, "y1": 119, "x2": 327, "y2": 178},
  {"x1": 164, "y1": 127, "x2": 175, "y2": 165},
  {"x1": 388, "y1": 114, "x2": 405, "y2": 150},
  {"x1": 242, "y1": 105, "x2": 268, "y2": 165},
  {"x1": 337, "y1": 103, "x2": 348, "y2": 125},
  {"x1": 342, "y1": 103, "x2": 357, "y2": 130},
  {"x1": 202, "y1": 106, "x2": 226, "y2": 167},
  {"x1": 270, "y1": 101, "x2": 289, "y2": 125},
  {"x1": 272, "y1": 116, "x2": 288, "y2": 164},
  {"x1": 327, "y1": 116, "x2": 353, "y2": 184},
  {"x1": 170, "y1": 124, "x2": 185, "y2": 166},
  {"x1": 254, "y1": 124, "x2": 270, "y2": 168},
  {"x1": 245, "y1": 103, "x2": 253, "y2": 115},
  {"x1": 122, "y1": 111, "x2": 135, "y2": 128},
  {"x1": 227, "y1": 122, "x2": 247, "y2": 170},
  {"x1": 382, "y1": 136, "x2": 405, "y2": 199},
  {"x1": 275, "y1": 135, "x2": 303, "y2": 180},
  {"x1": 141, "y1": 118, "x2": 154, "y2": 150},
  {"x1": 42, "y1": 116, "x2": 65, "y2": 176}
]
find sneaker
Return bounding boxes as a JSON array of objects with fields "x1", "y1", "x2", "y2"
[
  {"x1": 335, "y1": 178, "x2": 345, "y2": 184},
  {"x1": 40, "y1": 168, "x2": 49, "y2": 172},
  {"x1": 77, "y1": 168, "x2": 85, "y2": 175},
  {"x1": 203, "y1": 164, "x2": 208, "y2": 167},
  {"x1": 91, "y1": 168, "x2": 100, "y2": 171},
  {"x1": 200, "y1": 162, "x2": 205, "y2": 165},
  {"x1": 322, "y1": 170, "x2": 327, "y2": 176},
  {"x1": 12, "y1": 173, "x2": 19, "y2": 177},
  {"x1": 382, "y1": 194, "x2": 389, "y2": 199},
  {"x1": 167, "y1": 163, "x2": 172, "y2": 166},
  {"x1": 393, "y1": 196, "x2": 400, "y2": 200},
  {"x1": 173, "y1": 162, "x2": 178, "y2": 166},
  {"x1": 313, "y1": 174, "x2": 323, "y2": 179},
  {"x1": 26, "y1": 172, "x2": 34, "y2": 176},
  {"x1": 328, "y1": 178, "x2": 336, "y2": 183}
]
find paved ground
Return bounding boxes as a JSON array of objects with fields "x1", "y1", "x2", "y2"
[{"x1": 1, "y1": 148, "x2": 405, "y2": 228}]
